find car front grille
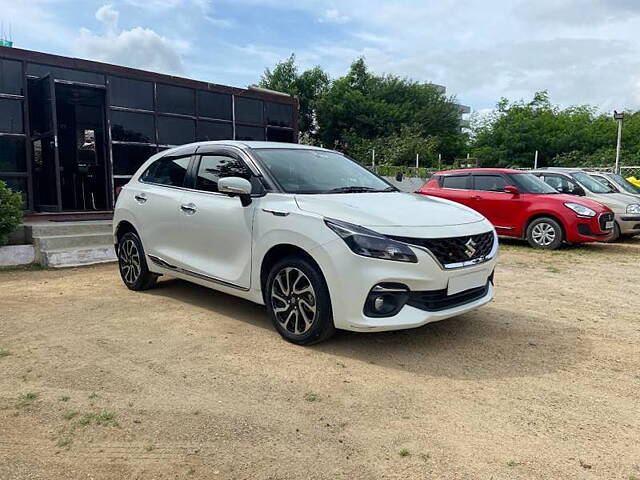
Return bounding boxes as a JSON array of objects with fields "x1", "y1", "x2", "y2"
[
  {"x1": 407, "y1": 281, "x2": 491, "y2": 312},
  {"x1": 388, "y1": 231, "x2": 495, "y2": 267},
  {"x1": 599, "y1": 212, "x2": 614, "y2": 231}
]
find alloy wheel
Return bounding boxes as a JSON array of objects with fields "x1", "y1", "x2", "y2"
[
  {"x1": 531, "y1": 222, "x2": 556, "y2": 247},
  {"x1": 271, "y1": 267, "x2": 317, "y2": 335},
  {"x1": 119, "y1": 238, "x2": 141, "y2": 284}
]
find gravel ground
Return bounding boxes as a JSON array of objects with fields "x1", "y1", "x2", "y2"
[{"x1": 0, "y1": 238, "x2": 639, "y2": 479}]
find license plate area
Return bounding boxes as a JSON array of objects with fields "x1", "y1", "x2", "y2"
[
  {"x1": 605, "y1": 221, "x2": 614, "y2": 229},
  {"x1": 447, "y1": 270, "x2": 489, "y2": 296}
]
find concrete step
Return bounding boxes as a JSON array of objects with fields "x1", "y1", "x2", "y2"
[
  {"x1": 33, "y1": 232, "x2": 114, "y2": 251},
  {"x1": 28, "y1": 220, "x2": 113, "y2": 237},
  {"x1": 41, "y1": 246, "x2": 117, "y2": 268}
]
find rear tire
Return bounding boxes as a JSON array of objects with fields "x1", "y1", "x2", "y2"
[
  {"x1": 265, "y1": 255, "x2": 335, "y2": 345},
  {"x1": 526, "y1": 217, "x2": 563, "y2": 250},
  {"x1": 117, "y1": 231, "x2": 158, "y2": 291}
]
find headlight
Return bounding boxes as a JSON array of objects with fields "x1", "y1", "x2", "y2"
[
  {"x1": 564, "y1": 202, "x2": 596, "y2": 217},
  {"x1": 626, "y1": 204, "x2": 640, "y2": 214},
  {"x1": 324, "y1": 218, "x2": 418, "y2": 263}
]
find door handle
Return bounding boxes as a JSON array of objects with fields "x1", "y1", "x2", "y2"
[
  {"x1": 471, "y1": 195, "x2": 482, "y2": 200},
  {"x1": 180, "y1": 202, "x2": 197, "y2": 215},
  {"x1": 134, "y1": 193, "x2": 148, "y2": 203}
]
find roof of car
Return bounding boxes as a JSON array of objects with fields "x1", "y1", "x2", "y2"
[{"x1": 435, "y1": 168, "x2": 524, "y2": 175}]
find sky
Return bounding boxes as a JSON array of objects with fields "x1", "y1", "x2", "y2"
[{"x1": 1, "y1": 0, "x2": 640, "y2": 112}]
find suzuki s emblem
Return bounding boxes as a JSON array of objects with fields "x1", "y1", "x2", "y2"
[{"x1": 464, "y1": 239, "x2": 477, "y2": 258}]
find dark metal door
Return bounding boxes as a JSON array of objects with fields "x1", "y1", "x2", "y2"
[{"x1": 29, "y1": 75, "x2": 62, "y2": 211}]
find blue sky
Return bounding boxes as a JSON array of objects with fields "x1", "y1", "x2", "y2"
[{"x1": 2, "y1": 0, "x2": 640, "y2": 112}]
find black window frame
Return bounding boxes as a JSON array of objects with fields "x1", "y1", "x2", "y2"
[
  {"x1": 471, "y1": 173, "x2": 509, "y2": 192},
  {"x1": 440, "y1": 173, "x2": 471, "y2": 190}
]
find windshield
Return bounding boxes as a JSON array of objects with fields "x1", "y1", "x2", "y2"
[
  {"x1": 611, "y1": 173, "x2": 640, "y2": 194},
  {"x1": 571, "y1": 172, "x2": 614, "y2": 193},
  {"x1": 254, "y1": 148, "x2": 395, "y2": 194},
  {"x1": 509, "y1": 173, "x2": 558, "y2": 194}
]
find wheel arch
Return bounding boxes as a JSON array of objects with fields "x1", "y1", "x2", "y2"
[
  {"x1": 524, "y1": 213, "x2": 567, "y2": 240},
  {"x1": 114, "y1": 220, "x2": 138, "y2": 244},
  {"x1": 259, "y1": 244, "x2": 325, "y2": 304}
]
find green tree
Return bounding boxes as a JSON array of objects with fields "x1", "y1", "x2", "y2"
[
  {"x1": 315, "y1": 58, "x2": 465, "y2": 162},
  {"x1": 259, "y1": 54, "x2": 330, "y2": 139},
  {"x1": 0, "y1": 180, "x2": 23, "y2": 246}
]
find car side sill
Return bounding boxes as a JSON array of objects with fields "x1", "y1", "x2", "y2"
[{"x1": 147, "y1": 254, "x2": 250, "y2": 291}]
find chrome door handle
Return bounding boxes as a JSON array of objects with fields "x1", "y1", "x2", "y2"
[
  {"x1": 471, "y1": 195, "x2": 482, "y2": 201},
  {"x1": 180, "y1": 203, "x2": 197, "y2": 214},
  {"x1": 134, "y1": 193, "x2": 148, "y2": 203}
]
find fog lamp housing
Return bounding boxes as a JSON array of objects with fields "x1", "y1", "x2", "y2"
[{"x1": 363, "y1": 283, "x2": 410, "y2": 318}]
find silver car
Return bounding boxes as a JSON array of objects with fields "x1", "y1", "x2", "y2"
[{"x1": 531, "y1": 168, "x2": 640, "y2": 240}]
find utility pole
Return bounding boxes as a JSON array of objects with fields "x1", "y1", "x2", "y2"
[
  {"x1": 415, "y1": 153, "x2": 419, "y2": 170},
  {"x1": 614, "y1": 111, "x2": 624, "y2": 174},
  {"x1": 534, "y1": 150, "x2": 539, "y2": 169},
  {"x1": 371, "y1": 148, "x2": 376, "y2": 171},
  {"x1": 438, "y1": 153, "x2": 442, "y2": 171}
]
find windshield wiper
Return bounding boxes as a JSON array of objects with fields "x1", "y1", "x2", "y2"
[{"x1": 325, "y1": 186, "x2": 396, "y2": 194}]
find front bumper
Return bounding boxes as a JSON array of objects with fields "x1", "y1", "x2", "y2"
[
  {"x1": 617, "y1": 214, "x2": 640, "y2": 234},
  {"x1": 566, "y1": 212, "x2": 614, "y2": 243},
  {"x1": 312, "y1": 234, "x2": 497, "y2": 332}
]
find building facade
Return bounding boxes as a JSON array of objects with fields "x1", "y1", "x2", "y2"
[{"x1": 0, "y1": 47, "x2": 298, "y2": 212}]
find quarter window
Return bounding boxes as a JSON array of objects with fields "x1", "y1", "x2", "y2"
[
  {"x1": 140, "y1": 156, "x2": 191, "y2": 187},
  {"x1": 195, "y1": 155, "x2": 252, "y2": 193},
  {"x1": 441, "y1": 175, "x2": 469, "y2": 189},
  {"x1": 474, "y1": 175, "x2": 508, "y2": 192}
]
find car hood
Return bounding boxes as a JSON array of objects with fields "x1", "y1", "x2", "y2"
[
  {"x1": 294, "y1": 192, "x2": 485, "y2": 229},
  {"x1": 591, "y1": 192, "x2": 640, "y2": 211}
]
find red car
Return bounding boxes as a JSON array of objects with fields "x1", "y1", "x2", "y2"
[{"x1": 417, "y1": 168, "x2": 614, "y2": 249}]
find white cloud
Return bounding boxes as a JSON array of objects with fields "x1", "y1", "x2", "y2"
[
  {"x1": 320, "y1": 8, "x2": 349, "y2": 23},
  {"x1": 77, "y1": 5, "x2": 186, "y2": 74},
  {"x1": 123, "y1": 0, "x2": 209, "y2": 11}
]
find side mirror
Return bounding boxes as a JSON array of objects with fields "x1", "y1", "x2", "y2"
[
  {"x1": 218, "y1": 177, "x2": 253, "y2": 206},
  {"x1": 503, "y1": 185, "x2": 519, "y2": 194}
]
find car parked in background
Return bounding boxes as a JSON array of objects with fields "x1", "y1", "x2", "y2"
[
  {"x1": 588, "y1": 171, "x2": 640, "y2": 200},
  {"x1": 418, "y1": 168, "x2": 614, "y2": 249},
  {"x1": 531, "y1": 168, "x2": 640, "y2": 241},
  {"x1": 628, "y1": 176, "x2": 640, "y2": 188},
  {"x1": 114, "y1": 141, "x2": 498, "y2": 345}
]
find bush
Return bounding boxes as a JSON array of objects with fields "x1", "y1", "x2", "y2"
[{"x1": 0, "y1": 180, "x2": 23, "y2": 246}]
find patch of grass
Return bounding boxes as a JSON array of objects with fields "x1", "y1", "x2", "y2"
[
  {"x1": 16, "y1": 392, "x2": 38, "y2": 408},
  {"x1": 420, "y1": 453, "x2": 431, "y2": 461},
  {"x1": 399, "y1": 448, "x2": 410, "y2": 457},
  {"x1": 304, "y1": 392, "x2": 320, "y2": 402},
  {"x1": 88, "y1": 392, "x2": 98, "y2": 399},
  {"x1": 77, "y1": 411, "x2": 118, "y2": 427},
  {"x1": 545, "y1": 266, "x2": 562, "y2": 274},
  {"x1": 507, "y1": 460, "x2": 523, "y2": 467},
  {"x1": 0, "y1": 349, "x2": 12, "y2": 358},
  {"x1": 0, "y1": 263, "x2": 45, "y2": 272},
  {"x1": 187, "y1": 467, "x2": 196, "y2": 475},
  {"x1": 59, "y1": 395, "x2": 70, "y2": 402},
  {"x1": 63, "y1": 410, "x2": 79, "y2": 421},
  {"x1": 145, "y1": 444, "x2": 154, "y2": 452},
  {"x1": 56, "y1": 437, "x2": 72, "y2": 449}
]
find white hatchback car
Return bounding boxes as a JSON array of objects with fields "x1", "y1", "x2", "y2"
[{"x1": 113, "y1": 141, "x2": 498, "y2": 344}]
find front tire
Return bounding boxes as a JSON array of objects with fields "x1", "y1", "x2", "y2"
[
  {"x1": 526, "y1": 217, "x2": 563, "y2": 250},
  {"x1": 117, "y1": 231, "x2": 158, "y2": 291},
  {"x1": 265, "y1": 255, "x2": 335, "y2": 345}
]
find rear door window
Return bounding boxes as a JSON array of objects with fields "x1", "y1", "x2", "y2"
[
  {"x1": 441, "y1": 175, "x2": 470, "y2": 189},
  {"x1": 140, "y1": 156, "x2": 191, "y2": 187}
]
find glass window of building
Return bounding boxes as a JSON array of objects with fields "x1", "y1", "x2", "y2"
[
  {"x1": 0, "y1": 176, "x2": 27, "y2": 207},
  {"x1": 112, "y1": 144, "x2": 157, "y2": 176},
  {"x1": 157, "y1": 116, "x2": 196, "y2": 145},
  {"x1": 265, "y1": 102, "x2": 293, "y2": 127},
  {"x1": 26, "y1": 63, "x2": 105, "y2": 85},
  {"x1": 0, "y1": 99, "x2": 23, "y2": 133},
  {"x1": 0, "y1": 59, "x2": 23, "y2": 96},
  {"x1": 0, "y1": 136, "x2": 26, "y2": 172},
  {"x1": 110, "y1": 110, "x2": 155, "y2": 143},
  {"x1": 108, "y1": 76, "x2": 154, "y2": 111},
  {"x1": 235, "y1": 125, "x2": 265, "y2": 141},
  {"x1": 156, "y1": 84, "x2": 195, "y2": 115},
  {"x1": 266, "y1": 127, "x2": 295, "y2": 143},
  {"x1": 234, "y1": 97, "x2": 263, "y2": 125},
  {"x1": 197, "y1": 91, "x2": 232, "y2": 120},
  {"x1": 197, "y1": 120, "x2": 233, "y2": 141}
]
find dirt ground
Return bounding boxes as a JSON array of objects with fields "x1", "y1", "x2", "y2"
[{"x1": 1, "y1": 238, "x2": 639, "y2": 480}]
